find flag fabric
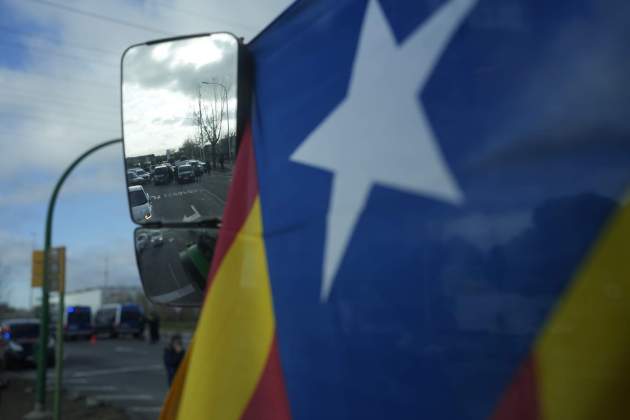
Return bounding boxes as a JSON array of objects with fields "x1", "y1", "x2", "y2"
[{"x1": 163, "y1": 0, "x2": 630, "y2": 419}]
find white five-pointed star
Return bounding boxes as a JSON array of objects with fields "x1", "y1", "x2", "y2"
[{"x1": 291, "y1": 0, "x2": 477, "y2": 301}]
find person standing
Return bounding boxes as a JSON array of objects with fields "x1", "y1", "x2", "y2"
[
  {"x1": 163, "y1": 334, "x2": 185, "y2": 386},
  {"x1": 148, "y1": 311, "x2": 160, "y2": 344}
]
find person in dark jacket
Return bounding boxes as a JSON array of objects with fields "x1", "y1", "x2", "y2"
[
  {"x1": 163, "y1": 334, "x2": 185, "y2": 386},
  {"x1": 148, "y1": 311, "x2": 160, "y2": 344}
]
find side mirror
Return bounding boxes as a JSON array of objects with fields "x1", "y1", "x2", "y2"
[
  {"x1": 121, "y1": 32, "x2": 250, "y2": 226},
  {"x1": 135, "y1": 227, "x2": 218, "y2": 306},
  {"x1": 122, "y1": 33, "x2": 252, "y2": 306}
]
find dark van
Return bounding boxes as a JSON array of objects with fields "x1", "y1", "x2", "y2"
[
  {"x1": 94, "y1": 304, "x2": 144, "y2": 338},
  {"x1": 63, "y1": 306, "x2": 93, "y2": 340},
  {"x1": 153, "y1": 165, "x2": 172, "y2": 185}
]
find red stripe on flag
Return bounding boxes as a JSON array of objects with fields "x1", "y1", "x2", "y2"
[
  {"x1": 208, "y1": 124, "x2": 259, "y2": 285},
  {"x1": 490, "y1": 355, "x2": 540, "y2": 420},
  {"x1": 241, "y1": 334, "x2": 292, "y2": 420}
]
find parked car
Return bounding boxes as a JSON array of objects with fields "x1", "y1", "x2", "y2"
[
  {"x1": 126, "y1": 171, "x2": 144, "y2": 186},
  {"x1": 136, "y1": 231, "x2": 149, "y2": 252},
  {"x1": 150, "y1": 231, "x2": 164, "y2": 247},
  {"x1": 153, "y1": 164, "x2": 172, "y2": 185},
  {"x1": 131, "y1": 168, "x2": 151, "y2": 183},
  {"x1": 94, "y1": 304, "x2": 145, "y2": 338},
  {"x1": 0, "y1": 319, "x2": 54, "y2": 369},
  {"x1": 128, "y1": 185, "x2": 152, "y2": 221},
  {"x1": 176, "y1": 164, "x2": 195, "y2": 184},
  {"x1": 188, "y1": 160, "x2": 205, "y2": 176}
]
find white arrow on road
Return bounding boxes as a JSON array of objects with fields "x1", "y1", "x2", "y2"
[{"x1": 182, "y1": 205, "x2": 201, "y2": 222}]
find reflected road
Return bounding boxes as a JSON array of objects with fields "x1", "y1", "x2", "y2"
[{"x1": 143, "y1": 170, "x2": 232, "y2": 223}]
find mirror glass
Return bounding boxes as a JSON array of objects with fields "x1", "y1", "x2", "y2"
[
  {"x1": 122, "y1": 33, "x2": 238, "y2": 225},
  {"x1": 134, "y1": 227, "x2": 218, "y2": 306}
]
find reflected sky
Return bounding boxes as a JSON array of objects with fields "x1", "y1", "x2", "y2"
[{"x1": 122, "y1": 34, "x2": 237, "y2": 158}]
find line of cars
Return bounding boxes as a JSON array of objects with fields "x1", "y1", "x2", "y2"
[
  {"x1": 152, "y1": 160, "x2": 206, "y2": 186},
  {"x1": 127, "y1": 160, "x2": 208, "y2": 222},
  {"x1": 0, "y1": 304, "x2": 145, "y2": 369},
  {"x1": 136, "y1": 230, "x2": 164, "y2": 253},
  {"x1": 126, "y1": 167, "x2": 151, "y2": 186},
  {"x1": 130, "y1": 160, "x2": 207, "y2": 187}
]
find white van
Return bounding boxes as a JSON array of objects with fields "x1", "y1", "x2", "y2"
[{"x1": 94, "y1": 304, "x2": 145, "y2": 338}]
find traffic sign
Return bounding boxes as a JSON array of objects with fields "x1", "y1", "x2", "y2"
[{"x1": 32, "y1": 247, "x2": 65, "y2": 291}]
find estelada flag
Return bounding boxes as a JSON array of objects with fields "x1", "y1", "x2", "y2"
[{"x1": 162, "y1": 0, "x2": 630, "y2": 419}]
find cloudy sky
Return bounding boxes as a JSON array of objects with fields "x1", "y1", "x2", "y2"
[
  {"x1": 0, "y1": 0, "x2": 291, "y2": 308},
  {"x1": 123, "y1": 33, "x2": 237, "y2": 157}
]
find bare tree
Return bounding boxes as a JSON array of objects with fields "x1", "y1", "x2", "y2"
[
  {"x1": 179, "y1": 137, "x2": 199, "y2": 160},
  {"x1": 195, "y1": 83, "x2": 229, "y2": 169}
]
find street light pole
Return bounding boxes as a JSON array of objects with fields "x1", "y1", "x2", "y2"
[{"x1": 28, "y1": 138, "x2": 122, "y2": 420}]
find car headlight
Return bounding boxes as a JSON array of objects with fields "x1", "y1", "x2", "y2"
[{"x1": 8, "y1": 341, "x2": 23, "y2": 352}]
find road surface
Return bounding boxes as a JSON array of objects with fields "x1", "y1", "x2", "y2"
[
  {"x1": 142, "y1": 170, "x2": 232, "y2": 224},
  {"x1": 9, "y1": 336, "x2": 192, "y2": 420}
]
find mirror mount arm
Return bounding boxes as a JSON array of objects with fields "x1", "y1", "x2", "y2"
[{"x1": 235, "y1": 39, "x2": 254, "y2": 153}]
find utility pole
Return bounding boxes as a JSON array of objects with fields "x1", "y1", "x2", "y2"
[
  {"x1": 104, "y1": 255, "x2": 109, "y2": 288},
  {"x1": 25, "y1": 138, "x2": 122, "y2": 420}
]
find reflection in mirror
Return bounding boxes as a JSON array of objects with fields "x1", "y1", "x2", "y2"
[
  {"x1": 122, "y1": 33, "x2": 238, "y2": 225},
  {"x1": 135, "y1": 227, "x2": 218, "y2": 306}
]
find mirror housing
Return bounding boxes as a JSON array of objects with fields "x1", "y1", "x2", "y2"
[
  {"x1": 135, "y1": 226, "x2": 218, "y2": 306},
  {"x1": 122, "y1": 33, "x2": 252, "y2": 306}
]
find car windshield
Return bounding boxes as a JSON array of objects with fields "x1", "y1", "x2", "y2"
[
  {"x1": 9, "y1": 323, "x2": 39, "y2": 339},
  {"x1": 126, "y1": 172, "x2": 137, "y2": 180},
  {"x1": 129, "y1": 189, "x2": 147, "y2": 206},
  {"x1": 155, "y1": 167, "x2": 168, "y2": 175},
  {"x1": 179, "y1": 166, "x2": 192, "y2": 174}
]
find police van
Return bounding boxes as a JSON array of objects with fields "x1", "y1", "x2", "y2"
[
  {"x1": 94, "y1": 303, "x2": 144, "y2": 339},
  {"x1": 62, "y1": 305, "x2": 92, "y2": 340}
]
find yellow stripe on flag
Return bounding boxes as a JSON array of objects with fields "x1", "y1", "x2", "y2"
[
  {"x1": 537, "y1": 199, "x2": 630, "y2": 420},
  {"x1": 173, "y1": 197, "x2": 275, "y2": 420}
]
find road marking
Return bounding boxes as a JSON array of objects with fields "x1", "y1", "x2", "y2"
[
  {"x1": 151, "y1": 284, "x2": 197, "y2": 304},
  {"x1": 47, "y1": 377, "x2": 88, "y2": 384},
  {"x1": 114, "y1": 346, "x2": 148, "y2": 355},
  {"x1": 94, "y1": 394, "x2": 155, "y2": 401},
  {"x1": 151, "y1": 188, "x2": 202, "y2": 200},
  {"x1": 168, "y1": 263, "x2": 182, "y2": 289},
  {"x1": 182, "y1": 205, "x2": 201, "y2": 222},
  {"x1": 71, "y1": 364, "x2": 162, "y2": 378},
  {"x1": 201, "y1": 189, "x2": 226, "y2": 204},
  {"x1": 129, "y1": 406, "x2": 162, "y2": 413},
  {"x1": 50, "y1": 377, "x2": 89, "y2": 385},
  {"x1": 72, "y1": 385, "x2": 117, "y2": 392},
  {"x1": 64, "y1": 378, "x2": 89, "y2": 384}
]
